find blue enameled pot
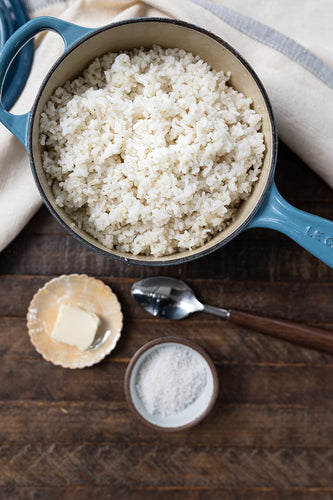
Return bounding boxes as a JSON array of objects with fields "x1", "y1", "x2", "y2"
[{"x1": 0, "y1": 17, "x2": 332, "y2": 267}]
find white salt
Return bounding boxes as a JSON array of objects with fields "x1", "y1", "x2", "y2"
[{"x1": 135, "y1": 344, "x2": 207, "y2": 416}]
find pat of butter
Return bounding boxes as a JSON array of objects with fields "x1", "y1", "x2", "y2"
[{"x1": 51, "y1": 303, "x2": 101, "y2": 351}]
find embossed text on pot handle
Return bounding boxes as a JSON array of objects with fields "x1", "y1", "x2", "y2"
[{"x1": 247, "y1": 181, "x2": 333, "y2": 268}]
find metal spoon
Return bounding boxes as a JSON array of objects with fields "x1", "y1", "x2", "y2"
[{"x1": 131, "y1": 276, "x2": 333, "y2": 355}]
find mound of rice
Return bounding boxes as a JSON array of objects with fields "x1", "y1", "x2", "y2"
[{"x1": 40, "y1": 45, "x2": 265, "y2": 257}]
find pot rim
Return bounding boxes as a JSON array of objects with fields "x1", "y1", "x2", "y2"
[{"x1": 28, "y1": 17, "x2": 278, "y2": 266}]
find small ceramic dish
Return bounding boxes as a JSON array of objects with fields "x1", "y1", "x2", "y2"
[
  {"x1": 124, "y1": 337, "x2": 218, "y2": 431},
  {"x1": 27, "y1": 274, "x2": 123, "y2": 368}
]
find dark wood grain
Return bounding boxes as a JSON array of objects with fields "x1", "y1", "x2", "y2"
[
  {"x1": 1, "y1": 488, "x2": 333, "y2": 500},
  {"x1": 1, "y1": 141, "x2": 333, "y2": 499},
  {"x1": 1, "y1": 400, "x2": 333, "y2": 446}
]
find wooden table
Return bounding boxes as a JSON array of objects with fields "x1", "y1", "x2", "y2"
[{"x1": 1, "y1": 142, "x2": 333, "y2": 499}]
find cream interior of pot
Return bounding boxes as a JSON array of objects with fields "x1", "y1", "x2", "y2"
[{"x1": 31, "y1": 20, "x2": 276, "y2": 264}]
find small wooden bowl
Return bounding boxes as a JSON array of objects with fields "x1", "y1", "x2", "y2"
[{"x1": 124, "y1": 337, "x2": 219, "y2": 431}]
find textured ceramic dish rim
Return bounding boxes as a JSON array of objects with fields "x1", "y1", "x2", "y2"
[
  {"x1": 124, "y1": 337, "x2": 219, "y2": 431},
  {"x1": 27, "y1": 17, "x2": 277, "y2": 266},
  {"x1": 26, "y1": 274, "x2": 123, "y2": 369}
]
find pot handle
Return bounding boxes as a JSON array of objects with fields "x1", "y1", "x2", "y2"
[
  {"x1": 247, "y1": 182, "x2": 333, "y2": 268},
  {"x1": 0, "y1": 17, "x2": 93, "y2": 148}
]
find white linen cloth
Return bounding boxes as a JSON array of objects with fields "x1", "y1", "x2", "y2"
[{"x1": 0, "y1": 0, "x2": 332, "y2": 252}]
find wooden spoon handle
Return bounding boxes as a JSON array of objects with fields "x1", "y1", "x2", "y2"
[{"x1": 229, "y1": 309, "x2": 333, "y2": 355}]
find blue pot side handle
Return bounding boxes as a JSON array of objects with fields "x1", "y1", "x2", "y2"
[
  {"x1": 0, "y1": 16, "x2": 93, "y2": 148},
  {"x1": 247, "y1": 182, "x2": 333, "y2": 268}
]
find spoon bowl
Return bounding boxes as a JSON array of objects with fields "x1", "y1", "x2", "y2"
[{"x1": 131, "y1": 277, "x2": 204, "y2": 320}]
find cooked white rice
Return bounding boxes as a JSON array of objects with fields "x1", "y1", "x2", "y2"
[{"x1": 40, "y1": 45, "x2": 265, "y2": 257}]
